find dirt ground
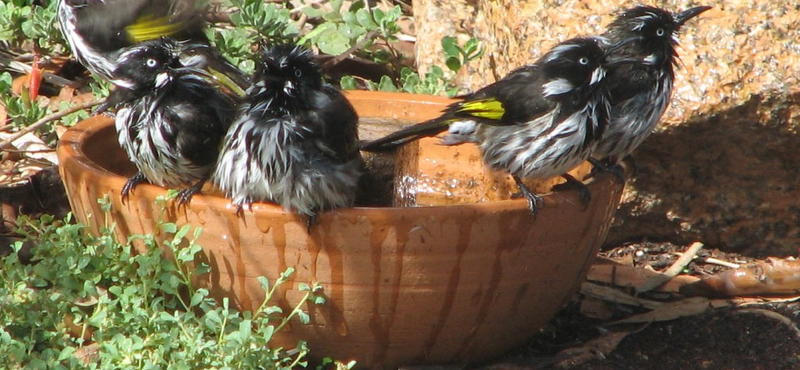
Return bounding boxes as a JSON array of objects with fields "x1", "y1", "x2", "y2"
[
  {"x1": 494, "y1": 242, "x2": 800, "y2": 370},
  {"x1": 521, "y1": 300, "x2": 800, "y2": 370}
]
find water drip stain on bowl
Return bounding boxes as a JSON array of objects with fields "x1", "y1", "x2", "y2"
[{"x1": 57, "y1": 91, "x2": 623, "y2": 369}]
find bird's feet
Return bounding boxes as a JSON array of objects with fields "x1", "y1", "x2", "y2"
[
  {"x1": 121, "y1": 172, "x2": 147, "y2": 204},
  {"x1": 234, "y1": 201, "x2": 252, "y2": 218},
  {"x1": 306, "y1": 213, "x2": 318, "y2": 232},
  {"x1": 512, "y1": 174, "x2": 544, "y2": 217},
  {"x1": 175, "y1": 179, "x2": 206, "y2": 208},
  {"x1": 589, "y1": 157, "x2": 626, "y2": 183},
  {"x1": 552, "y1": 173, "x2": 591, "y2": 210},
  {"x1": 94, "y1": 101, "x2": 110, "y2": 115}
]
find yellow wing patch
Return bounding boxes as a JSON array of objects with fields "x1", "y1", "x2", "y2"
[
  {"x1": 126, "y1": 14, "x2": 185, "y2": 43},
  {"x1": 457, "y1": 99, "x2": 505, "y2": 120}
]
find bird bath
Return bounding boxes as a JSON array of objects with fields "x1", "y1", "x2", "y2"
[{"x1": 57, "y1": 90, "x2": 623, "y2": 368}]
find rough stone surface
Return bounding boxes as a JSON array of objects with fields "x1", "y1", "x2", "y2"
[{"x1": 412, "y1": 0, "x2": 800, "y2": 256}]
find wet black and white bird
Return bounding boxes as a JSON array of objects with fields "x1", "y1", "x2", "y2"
[
  {"x1": 56, "y1": 0, "x2": 248, "y2": 93},
  {"x1": 212, "y1": 44, "x2": 363, "y2": 227},
  {"x1": 106, "y1": 37, "x2": 236, "y2": 205},
  {"x1": 591, "y1": 5, "x2": 711, "y2": 172},
  {"x1": 359, "y1": 37, "x2": 638, "y2": 215}
]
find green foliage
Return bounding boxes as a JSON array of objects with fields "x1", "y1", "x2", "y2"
[
  {"x1": 341, "y1": 65, "x2": 457, "y2": 96},
  {"x1": 23, "y1": 0, "x2": 66, "y2": 54},
  {"x1": 230, "y1": 0, "x2": 299, "y2": 41},
  {"x1": 0, "y1": 69, "x2": 88, "y2": 133},
  {"x1": 208, "y1": 27, "x2": 257, "y2": 74},
  {"x1": 0, "y1": 0, "x2": 66, "y2": 54},
  {"x1": 399, "y1": 66, "x2": 457, "y2": 96},
  {"x1": 215, "y1": 0, "x2": 403, "y2": 74},
  {"x1": 0, "y1": 1, "x2": 32, "y2": 46},
  {"x1": 298, "y1": 1, "x2": 402, "y2": 56},
  {"x1": 342, "y1": 37, "x2": 484, "y2": 97},
  {"x1": 57, "y1": 101, "x2": 91, "y2": 127},
  {"x1": 441, "y1": 36, "x2": 483, "y2": 73},
  {"x1": 0, "y1": 71, "x2": 49, "y2": 128},
  {"x1": 212, "y1": 0, "x2": 482, "y2": 96},
  {"x1": 0, "y1": 202, "x2": 328, "y2": 369},
  {"x1": 212, "y1": 0, "x2": 300, "y2": 73}
]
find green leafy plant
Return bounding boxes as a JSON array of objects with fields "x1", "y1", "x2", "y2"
[
  {"x1": 0, "y1": 1, "x2": 33, "y2": 47},
  {"x1": 0, "y1": 197, "x2": 329, "y2": 369},
  {"x1": 22, "y1": 0, "x2": 66, "y2": 54},
  {"x1": 0, "y1": 0, "x2": 66, "y2": 54},
  {"x1": 230, "y1": 0, "x2": 299, "y2": 42},
  {"x1": 211, "y1": 0, "x2": 301, "y2": 72},
  {"x1": 341, "y1": 36, "x2": 483, "y2": 97},
  {"x1": 298, "y1": 1, "x2": 402, "y2": 57},
  {"x1": 0, "y1": 71, "x2": 49, "y2": 128},
  {"x1": 215, "y1": 0, "x2": 405, "y2": 75},
  {"x1": 209, "y1": 27, "x2": 257, "y2": 74},
  {"x1": 441, "y1": 36, "x2": 483, "y2": 74}
]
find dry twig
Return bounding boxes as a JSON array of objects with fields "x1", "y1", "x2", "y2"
[
  {"x1": 580, "y1": 282, "x2": 664, "y2": 310},
  {"x1": 702, "y1": 256, "x2": 741, "y2": 269},
  {"x1": 0, "y1": 99, "x2": 103, "y2": 151},
  {"x1": 635, "y1": 241, "x2": 704, "y2": 293}
]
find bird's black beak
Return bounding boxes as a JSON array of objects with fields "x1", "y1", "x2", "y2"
[
  {"x1": 175, "y1": 65, "x2": 214, "y2": 79},
  {"x1": 675, "y1": 6, "x2": 712, "y2": 26},
  {"x1": 178, "y1": 42, "x2": 248, "y2": 98}
]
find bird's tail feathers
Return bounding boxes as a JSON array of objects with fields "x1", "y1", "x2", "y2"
[{"x1": 358, "y1": 117, "x2": 452, "y2": 152}]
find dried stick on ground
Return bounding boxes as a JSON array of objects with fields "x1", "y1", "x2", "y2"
[
  {"x1": 636, "y1": 242, "x2": 704, "y2": 294},
  {"x1": 581, "y1": 282, "x2": 664, "y2": 310},
  {"x1": 0, "y1": 99, "x2": 104, "y2": 151}
]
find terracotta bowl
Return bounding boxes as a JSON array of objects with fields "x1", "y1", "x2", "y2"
[{"x1": 57, "y1": 91, "x2": 623, "y2": 369}]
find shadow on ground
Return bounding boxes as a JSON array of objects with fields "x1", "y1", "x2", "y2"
[{"x1": 605, "y1": 90, "x2": 800, "y2": 257}]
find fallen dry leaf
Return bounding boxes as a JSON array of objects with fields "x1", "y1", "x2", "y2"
[
  {"x1": 579, "y1": 296, "x2": 615, "y2": 320},
  {"x1": 612, "y1": 297, "x2": 730, "y2": 325},
  {"x1": 580, "y1": 282, "x2": 663, "y2": 310},
  {"x1": 73, "y1": 343, "x2": 100, "y2": 365},
  {"x1": 586, "y1": 264, "x2": 700, "y2": 293},
  {"x1": 0, "y1": 131, "x2": 58, "y2": 165}
]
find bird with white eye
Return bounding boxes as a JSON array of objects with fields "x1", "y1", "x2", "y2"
[
  {"x1": 103, "y1": 37, "x2": 237, "y2": 206},
  {"x1": 590, "y1": 5, "x2": 711, "y2": 175},
  {"x1": 56, "y1": 0, "x2": 249, "y2": 93},
  {"x1": 360, "y1": 36, "x2": 641, "y2": 215},
  {"x1": 212, "y1": 44, "x2": 363, "y2": 229}
]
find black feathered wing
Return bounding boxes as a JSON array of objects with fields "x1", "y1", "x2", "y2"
[
  {"x1": 307, "y1": 86, "x2": 361, "y2": 162},
  {"x1": 359, "y1": 64, "x2": 557, "y2": 152},
  {"x1": 73, "y1": 0, "x2": 205, "y2": 53}
]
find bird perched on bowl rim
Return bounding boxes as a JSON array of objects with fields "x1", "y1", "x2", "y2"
[
  {"x1": 56, "y1": 0, "x2": 248, "y2": 95},
  {"x1": 360, "y1": 36, "x2": 640, "y2": 215},
  {"x1": 590, "y1": 5, "x2": 711, "y2": 176},
  {"x1": 212, "y1": 44, "x2": 363, "y2": 228},
  {"x1": 105, "y1": 37, "x2": 237, "y2": 205}
]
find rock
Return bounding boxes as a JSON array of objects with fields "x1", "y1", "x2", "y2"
[{"x1": 412, "y1": 0, "x2": 800, "y2": 256}]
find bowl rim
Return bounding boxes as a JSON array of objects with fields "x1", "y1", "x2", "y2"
[{"x1": 57, "y1": 90, "x2": 619, "y2": 218}]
